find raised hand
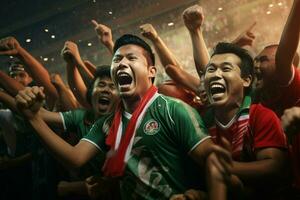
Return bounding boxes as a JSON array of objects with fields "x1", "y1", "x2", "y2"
[
  {"x1": 182, "y1": 5, "x2": 204, "y2": 32},
  {"x1": 232, "y1": 22, "x2": 256, "y2": 47},
  {"x1": 61, "y1": 41, "x2": 82, "y2": 65},
  {"x1": 15, "y1": 86, "x2": 45, "y2": 119},
  {"x1": 0, "y1": 36, "x2": 22, "y2": 56},
  {"x1": 91, "y1": 19, "x2": 113, "y2": 46},
  {"x1": 140, "y1": 24, "x2": 158, "y2": 41},
  {"x1": 51, "y1": 73, "x2": 65, "y2": 88}
]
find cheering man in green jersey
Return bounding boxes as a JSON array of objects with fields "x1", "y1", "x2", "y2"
[{"x1": 15, "y1": 34, "x2": 231, "y2": 200}]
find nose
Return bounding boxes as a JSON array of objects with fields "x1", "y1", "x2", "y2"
[{"x1": 214, "y1": 68, "x2": 223, "y2": 78}]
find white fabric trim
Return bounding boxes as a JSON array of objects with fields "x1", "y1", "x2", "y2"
[
  {"x1": 215, "y1": 114, "x2": 238, "y2": 129},
  {"x1": 123, "y1": 111, "x2": 132, "y2": 119},
  {"x1": 160, "y1": 95, "x2": 175, "y2": 125},
  {"x1": 115, "y1": 120, "x2": 123, "y2": 151},
  {"x1": 80, "y1": 138, "x2": 103, "y2": 152},
  {"x1": 188, "y1": 136, "x2": 212, "y2": 154},
  {"x1": 59, "y1": 112, "x2": 67, "y2": 131}
]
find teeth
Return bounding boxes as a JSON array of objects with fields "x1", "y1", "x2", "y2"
[{"x1": 210, "y1": 83, "x2": 224, "y2": 89}]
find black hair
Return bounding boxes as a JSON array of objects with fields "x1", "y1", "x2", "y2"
[
  {"x1": 211, "y1": 42, "x2": 254, "y2": 94},
  {"x1": 86, "y1": 65, "x2": 112, "y2": 105},
  {"x1": 113, "y1": 34, "x2": 155, "y2": 66}
]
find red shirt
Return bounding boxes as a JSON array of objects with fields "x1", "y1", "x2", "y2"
[{"x1": 207, "y1": 100, "x2": 287, "y2": 161}]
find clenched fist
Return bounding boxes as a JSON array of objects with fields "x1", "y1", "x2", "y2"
[
  {"x1": 182, "y1": 5, "x2": 204, "y2": 32},
  {"x1": 61, "y1": 41, "x2": 82, "y2": 64},
  {"x1": 140, "y1": 24, "x2": 158, "y2": 41},
  {"x1": 0, "y1": 36, "x2": 22, "y2": 56},
  {"x1": 15, "y1": 86, "x2": 45, "y2": 119}
]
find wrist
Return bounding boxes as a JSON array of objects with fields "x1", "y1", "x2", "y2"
[
  {"x1": 189, "y1": 28, "x2": 202, "y2": 36},
  {"x1": 16, "y1": 46, "x2": 26, "y2": 57}
]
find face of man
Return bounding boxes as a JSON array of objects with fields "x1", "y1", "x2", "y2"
[
  {"x1": 204, "y1": 53, "x2": 251, "y2": 108},
  {"x1": 11, "y1": 70, "x2": 32, "y2": 87},
  {"x1": 254, "y1": 47, "x2": 277, "y2": 90},
  {"x1": 111, "y1": 44, "x2": 156, "y2": 99},
  {"x1": 91, "y1": 76, "x2": 118, "y2": 116}
]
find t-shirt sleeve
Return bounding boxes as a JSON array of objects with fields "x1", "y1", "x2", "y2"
[
  {"x1": 81, "y1": 118, "x2": 107, "y2": 152},
  {"x1": 171, "y1": 101, "x2": 210, "y2": 154},
  {"x1": 250, "y1": 104, "x2": 287, "y2": 149},
  {"x1": 60, "y1": 110, "x2": 81, "y2": 132}
]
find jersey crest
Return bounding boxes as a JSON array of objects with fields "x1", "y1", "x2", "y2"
[{"x1": 143, "y1": 119, "x2": 160, "y2": 135}]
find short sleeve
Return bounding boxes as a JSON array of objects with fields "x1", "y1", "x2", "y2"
[
  {"x1": 171, "y1": 101, "x2": 210, "y2": 153},
  {"x1": 60, "y1": 110, "x2": 83, "y2": 132},
  {"x1": 250, "y1": 104, "x2": 287, "y2": 149},
  {"x1": 81, "y1": 118, "x2": 107, "y2": 152}
]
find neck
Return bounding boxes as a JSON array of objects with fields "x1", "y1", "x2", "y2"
[
  {"x1": 214, "y1": 102, "x2": 241, "y2": 125},
  {"x1": 122, "y1": 96, "x2": 141, "y2": 114},
  {"x1": 121, "y1": 85, "x2": 153, "y2": 113}
]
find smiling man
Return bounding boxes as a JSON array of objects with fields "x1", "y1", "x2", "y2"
[
  {"x1": 203, "y1": 42, "x2": 289, "y2": 199},
  {"x1": 15, "y1": 34, "x2": 231, "y2": 200}
]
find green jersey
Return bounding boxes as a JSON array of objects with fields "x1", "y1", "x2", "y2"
[
  {"x1": 83, "y1": 95, "x2": 210, "y2": 199},
  {"x1": 61, "y1": 109, "x2": 105, "y2": 177}
]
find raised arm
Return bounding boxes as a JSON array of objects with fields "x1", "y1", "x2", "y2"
[
  {"x1": 140, "y1": 23, "x2": 181, "y2": 68},
  {"x1": 15, "y1": 86, "x2": 99, "y2": 168},
  {"x1": 183, "y1": 5, "x2": 210, "y2": 77},
  {"x1": 50, "y1": 73, "x2": 79, "y2": 111},
  {"x1": 232, "y1": 22, "x2": 256, "y2": 47},
  {"x1": 91, "y1": 20, "x2": 114, "y2": 55},
  {"x1": 165, "y1": 64, "x2": 200, "y2": 95},
  {"x1": 0, "y1": 37, "x2": 58, "y2": 108},
  {"x1": 0, "y1": 70, "x2": 24, "y2": 96},
  {"x1": 275, "y1": 0, "x2": 300, "y2": 84},
  {"x1": 83, "y1": 60, "x2": 96, "y2": 75},
  {"x1": 62, "y1": 41, "x2": 94, "y2": 87},
  {"x1": 62, "y1": 42, "x2": 92, "y2": 108}
]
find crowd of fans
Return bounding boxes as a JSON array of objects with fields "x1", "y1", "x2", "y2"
[{"x1": 0, "y1": 0, "x2": 300, "y2": 199}]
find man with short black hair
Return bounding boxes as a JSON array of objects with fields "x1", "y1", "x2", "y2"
[
  {"x1": 15, "y1": 34, "x2": 229, "y2": 199},
  {"x1": 203, "y1": 42, "x2": 288, "y2": 199}
]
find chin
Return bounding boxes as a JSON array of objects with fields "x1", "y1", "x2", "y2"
[{"x1": 209, "y1": 97, "x2": 228, "y2": 108}]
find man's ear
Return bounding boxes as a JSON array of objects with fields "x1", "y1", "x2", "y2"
[
  {"x1": 148, "y1": 65, "x2": 157, "y2": 79},
  {"x1": 242, "y1": 75, "x2": 252, "y2": 88}
]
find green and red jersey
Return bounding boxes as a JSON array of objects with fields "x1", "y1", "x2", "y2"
[{"x1": 83, "y1": 94, "x2": 210, "y2": 200}]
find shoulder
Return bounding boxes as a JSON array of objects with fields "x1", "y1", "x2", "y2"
[{"x1": 249, "y1": 103, "x2": 281, "y2": 127}]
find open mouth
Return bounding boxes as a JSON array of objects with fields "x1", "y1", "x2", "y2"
[
  {"x1": 98, "y1": 97, "x2": 110, "y2": 105},
  {"x1": 210, "y1": 83, "x2": 226, "y2": 96},
  {"x1": 117, "y1": 72, "x2": 133, "y2": 86}
]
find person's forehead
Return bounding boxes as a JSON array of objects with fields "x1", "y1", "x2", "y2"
[
  {"x1": 210, "y1": 53, "x2": 241, "y2": 65},
  {"x1": 259, "y1": 47, "x2": 276, "y2": 57},
  {"x1": 95, "y1": 76, "x2": 113, "y2": 83},
  {"x1": 114, "y1": 44, "x2": 146, "y2": 56}
]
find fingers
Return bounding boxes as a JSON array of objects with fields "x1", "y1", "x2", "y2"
[
  {"x1": 208, "y1": 152, "x2": 232, "y2": 183},
  {"x1": 211, "y1": 143, "x2": 232, "y2": 165},
  {"x1": 220, "y1": 137, "x2": 232, "y2": 153},
  {"x1": 169, "y1": 194, "x2": 186, "y2": 200},
  {"x1": 91, "y1": 19, "x2": 99, "y2": 27},
  {"x1": 86, "y1": 175, "x2": 96, "y2": 184},
  {"x1": 16, "y1": 87, "x2": 44, "y2": 108},
  {"x1": 184, "y1": 189, "x2": 205, "y2": 200}
]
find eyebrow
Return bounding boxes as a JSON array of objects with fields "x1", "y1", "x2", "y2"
[{"x1": 222, "y1": 62, "x2": 234, "y2": 67}]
